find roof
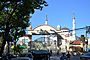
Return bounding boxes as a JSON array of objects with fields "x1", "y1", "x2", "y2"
[
  {"x1": 33, "y1": 24, "x2": 56, "y2": 30},
  {"x1": 61, "y1": 27, "x2": 69, "y2": 30},
  {"x1": 70, "y1": 40, "x2": 82, "y2": 45}
]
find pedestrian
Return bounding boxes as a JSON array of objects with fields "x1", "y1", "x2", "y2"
[
  {"x1": 60, "y1": 53, "x2": 67, "y2": 60},
  {"x1": 57, "y1": 50, "x2": 59, "y2": 56},
  {"x1": 66, "y1": 52, "x2": 71, "y2": 60},
  {"x1": 50, "y1": 50, "x2": 52, "y2": 56}
]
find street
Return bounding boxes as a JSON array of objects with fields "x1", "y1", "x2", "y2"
[
  {"x1": 50, "y1": 55, "x2": 80, "y2": 60},
  {"x1": 70, "y1": 55, "x2": 80, "y2": 60}
]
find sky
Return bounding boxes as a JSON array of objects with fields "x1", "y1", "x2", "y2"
[{"x1": 30, "y1": 0, "x2": 90, "y2": 37}]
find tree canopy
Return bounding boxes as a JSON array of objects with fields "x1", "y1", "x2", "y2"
[
  {"x1": 0, "y1": 0, "x2": 48, "y2": 31},
  {"x1": 0, "y1": 0, "x2": 48, "y2": 55}
]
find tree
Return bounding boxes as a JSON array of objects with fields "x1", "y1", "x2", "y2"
[
  {"x1": 80, "y1": 35, "x2": 85, "y2": 43},
  {"x1": 0, "y1": 36, "x2": 3, "y2": 51},
  {"x1": 0, "y1": 0, "x2": 48, "y2": 56}
]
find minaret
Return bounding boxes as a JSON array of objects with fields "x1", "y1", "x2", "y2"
[
  {"x1": 44, "y1": 14, "x2": 48, "y2": 44},
  {"x1": 45, "y1": 14, "x2": 48, "y2": 25},
  {"x1": 72, "y1": 16, "x2": 76, "y2": 40}
]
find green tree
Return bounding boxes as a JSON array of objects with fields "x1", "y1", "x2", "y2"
[
  {"x1": 0, "y1": 0, "x2": 48, "y2": 56},
  {"x1": 80, "y1": 35, "x2": 85, "y2": 43}
]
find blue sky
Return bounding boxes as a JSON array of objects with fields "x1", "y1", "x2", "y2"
[{"x1": 30, "y1": 0, "x2": 90, "y2": 37}]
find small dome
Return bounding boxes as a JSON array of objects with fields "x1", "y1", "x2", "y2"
[{"x1": 57, "y1": 25, "x2": 61, "y2": 30}]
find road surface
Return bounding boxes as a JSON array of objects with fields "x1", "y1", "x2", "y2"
[{"x1": 50, "y1": 55, "x2": 80, "y2": 60}]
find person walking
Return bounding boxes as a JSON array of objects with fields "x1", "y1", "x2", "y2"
[
  {"x1": 50, "y1": 50, "x2": 52, "y2": 56},
  {"x1": 57, "y1": 50, "x2": 59, "y2": 56},
  {"x1": 60, "y1": 53, "x2": 67, "y2": 60},
  {"x1": 66, "y1": 52, "x2": 71, "y2": 60}
]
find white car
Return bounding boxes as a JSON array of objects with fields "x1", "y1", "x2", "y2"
[{"x1": 11, "y1": 57, "x2": 32, "y2": 60}]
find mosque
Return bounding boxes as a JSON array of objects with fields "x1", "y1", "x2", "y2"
[{"x1": 17, "y1": 15, "x2": 81, "y2": 52}]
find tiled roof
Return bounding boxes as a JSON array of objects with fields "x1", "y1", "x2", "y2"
[{"x1": 71, "y1": 40, "x2": 82, "y2": 45}]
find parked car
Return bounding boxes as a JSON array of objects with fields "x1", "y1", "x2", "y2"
[
  {"x1": 30, "y1": 50, "x2": 50, "y2": 60},
  {"x1": 80, "y1": 52, "x2": 90, "y2": 60},
  {"x1": 1, "y1": 53, "x2": 16, "y2": 60},
  {"x1": 11, "y1": 57, "x2": 31, "y2": 60},
  {"x1": 19, "y1": 53, "x2": 33, "y2": 60}
]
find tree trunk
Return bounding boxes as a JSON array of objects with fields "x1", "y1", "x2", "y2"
[
  {"x1": 5, "y1": 24, "x2": 10, "y2": 54},
  {"x1": 0, "y1": 38, "x2": 6, "y2": 56},
  {"x1": 0, "y1": 24, "x2": 10, "y2": 56}
]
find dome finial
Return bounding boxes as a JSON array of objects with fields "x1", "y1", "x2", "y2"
[{"x1": 45, "y1": 14, "x2": 48, "y2": 25}]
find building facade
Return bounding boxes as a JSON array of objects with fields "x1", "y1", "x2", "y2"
[{"x1": 17, "y1": 16, "x2": 78, "y2": 52}]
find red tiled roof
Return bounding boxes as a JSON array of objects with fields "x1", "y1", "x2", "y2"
[{"x1": 71, "y1": 40, "x2": 81, "y2": 45}]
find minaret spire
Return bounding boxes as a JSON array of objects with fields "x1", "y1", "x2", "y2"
[
  {"x1": 72, "y1": 14, "x2": 76, "y2": 40},
  {"x1": 45, "y1": 14, "x2": 48, "y2": 25}
]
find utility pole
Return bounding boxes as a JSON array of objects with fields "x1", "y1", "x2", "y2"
[
  {"x1": 85, "y1": 26, "x2": 90, "y2": 51},
  {"x1": 85, "y1": 30, "x2": 88, "y2": 51}
]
